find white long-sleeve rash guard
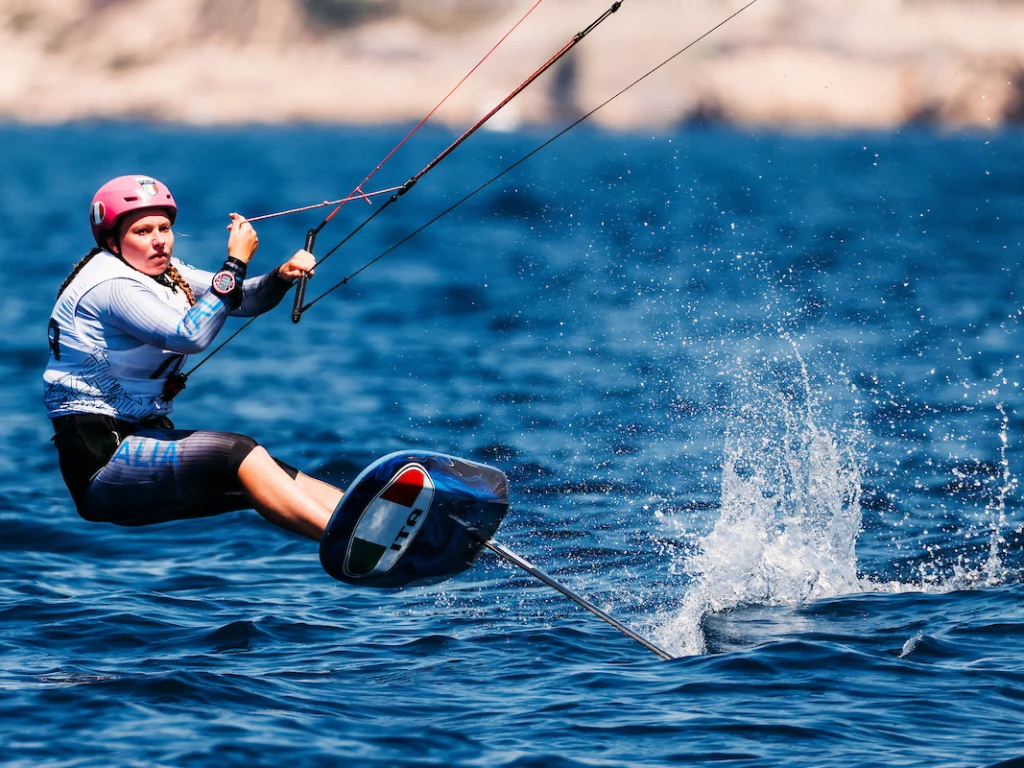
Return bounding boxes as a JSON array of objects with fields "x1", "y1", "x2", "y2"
[{"x1": 43, "y1": 252, "x2": 292, "y2": 421}]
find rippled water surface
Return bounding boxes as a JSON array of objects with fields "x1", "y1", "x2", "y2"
[{"x1": 2, "y1": 123, "x2": 1024, "y2": 767}]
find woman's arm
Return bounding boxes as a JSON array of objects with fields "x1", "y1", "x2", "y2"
[
  {"x1": 176, "y1": 212, "x2": 318, "y2": 318},
  {"x1": 176, "y1": 260, "x2": 294, "y2": 318},
  {"x1": 85, "y1": 277, "x2": 231, "y2": 354}
]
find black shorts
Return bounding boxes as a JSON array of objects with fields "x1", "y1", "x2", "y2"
[{"x1": 52, "y1": 414, "x2": 298, "y2": 527}]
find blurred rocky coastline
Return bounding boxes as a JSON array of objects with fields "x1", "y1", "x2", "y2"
[{"x1": 2, "y1": 0, "x2": 1022, "y2": 130}]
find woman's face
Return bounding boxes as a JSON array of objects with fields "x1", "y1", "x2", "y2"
[{"x1": 114, "y1": 209, "x2": 174, "y2": 276}]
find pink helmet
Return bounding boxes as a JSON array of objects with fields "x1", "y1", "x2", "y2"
[{"x1": 89, "y1": 175, "x2": 178, "y2": 248}]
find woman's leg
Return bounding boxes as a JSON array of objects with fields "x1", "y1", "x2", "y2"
[
  {"x1": 238, "y1": 447, "x2": 342, "y2": 541},
  {"x1": 296, "y1": 472, "x2": 345, "y2": 513},
  {"x1": 79, "y1": 429, "x2": 344, "y2": 538}
]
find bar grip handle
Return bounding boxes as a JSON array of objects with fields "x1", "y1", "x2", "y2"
[{"x1": 291, "y1": 228, "x2": 317, "y2": 324}]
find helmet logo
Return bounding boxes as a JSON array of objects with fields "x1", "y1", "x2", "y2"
[
  {"x1": 91, "y1": 201, "x2": 106, "y2": 225},
  {"x1": 136, "y1": 178, "x2": 159, "y2": 196}
]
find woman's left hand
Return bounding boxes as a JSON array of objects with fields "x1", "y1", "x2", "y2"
[{"x1": 277, "y1": 249, "x2": 315, "y2": 282}]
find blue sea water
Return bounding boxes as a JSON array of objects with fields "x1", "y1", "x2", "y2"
[{"x1": 1, "y1": 121, "x2": 1023, "y2": 767}]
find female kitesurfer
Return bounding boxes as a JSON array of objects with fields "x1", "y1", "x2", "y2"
[{"x1": 44, "y1": 175, "x2": 342, "y2": 540}]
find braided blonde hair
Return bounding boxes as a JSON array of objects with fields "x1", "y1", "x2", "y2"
[
  {"x1": 163, "y1": 261, "x2": 196, "y2": 306},
  {"x1": 57, "y1": 247, "x2": 195, "y2": 307}
]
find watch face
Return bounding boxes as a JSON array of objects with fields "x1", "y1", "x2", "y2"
[{"x1": 212, "y1": 271, "x2": 236, "y2": 294}]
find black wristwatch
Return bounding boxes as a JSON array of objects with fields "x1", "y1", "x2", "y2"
[{"x1": 211, "y1": 257, "x2": 247, "y2": 306}]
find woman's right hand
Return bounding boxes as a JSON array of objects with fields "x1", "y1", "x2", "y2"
[{"x1": 226, "y1": 213, "x2": 259, "y2": 264}]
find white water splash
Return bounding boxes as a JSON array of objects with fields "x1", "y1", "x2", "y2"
[
  {"x1": 655, "y1": 342, "x2": 865, "y2": 656},
  {"x1": 984, "y1": 404, "x2": 1012, "y2": 584},
  {"x1": 948, "y1": 400, "x2": 1018, "y2": 588},
  {"x1": 898, "y1": 631, "x2": 924, "y2": 659}
]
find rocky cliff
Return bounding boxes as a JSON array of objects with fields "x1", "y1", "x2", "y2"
[{"x1": 2, "y1": 0, "x2": 1022, "y2": 129}]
